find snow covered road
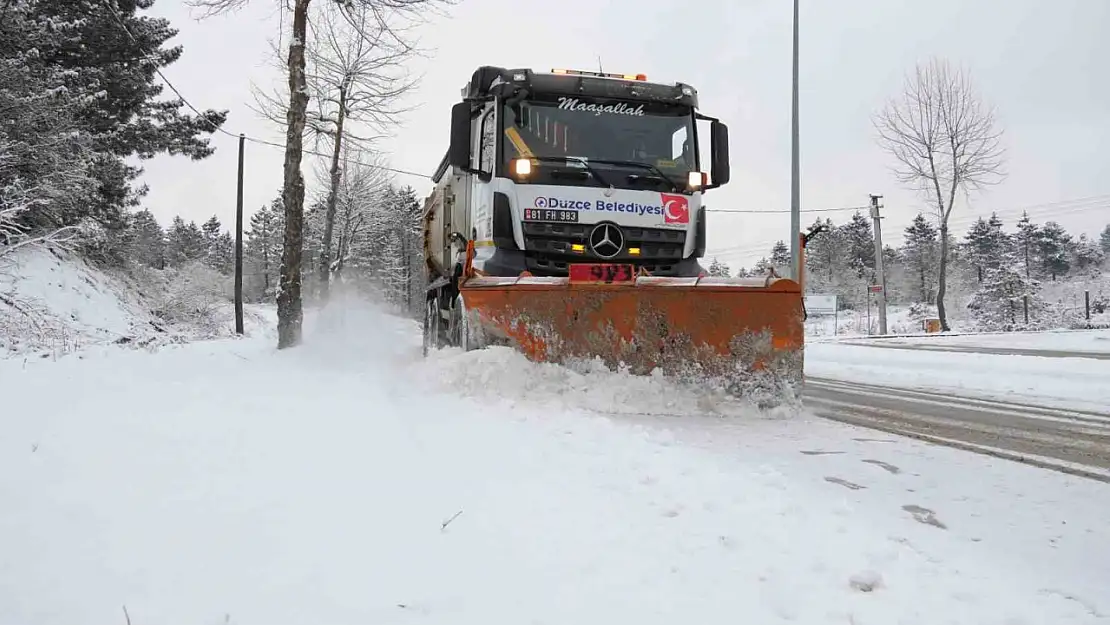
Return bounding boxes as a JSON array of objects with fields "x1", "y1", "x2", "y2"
[
  {"x1": 3, "y1": 301, "x2": 1109, "y2": 624},
  {"x1": 805, "y1": 335, "x2": 1110, "y2": 413},
  {"x1": 805, "y1": 377, "x2": 1110, "y2": 481}
]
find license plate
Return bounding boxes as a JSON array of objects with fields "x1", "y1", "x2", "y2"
[
  {"x1": 568, "y1": 263, "x2": 637, "y2": 283},
  {"x1": 524, "y1": 208, "x2": 579, "y2": 223}
]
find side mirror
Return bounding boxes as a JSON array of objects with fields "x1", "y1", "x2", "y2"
[
  {"x1": 710, "y1": 121, "x2": 730, "y2": 187},
  {"x1": 449, "y1": 102, "x2": 472, "y2": 170}
]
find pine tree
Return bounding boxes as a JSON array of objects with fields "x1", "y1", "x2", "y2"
[
  {"x1": 165, "y1": 216, "x2": 206, "y2": 266},
  {"x1": 902, "y1": 213, "x2": 938, "y2": 304},
  {"x1": 770, "y1": 240, "x2": 790, "y2": 275},
  {"x1": 963, "y1": 212, "x2": 1009, "y2": 282},
  {"x1": 803, "y1": 217, "x2": 848, "y2": 292},
  {"x1": 127, "y1": 209, "x2": 166, "y2": 268},
  {"x1": 0, "y1": 0, "x2": 98, "y2": 242},
  {"x1": 26, "y1": 0, "x2": 228, "y2": 232},
  {"x1": 969, "y1": 265, "x2": 1046, "y2": 331},
  {"x1": 1070, "y1": 234, "x2": 1104, "y2": 272},
  {"x1": 707, "y1": 258, "x2": 730, "y2": 277},
  {"x1": 212, "y1": 231, "x2": 234, "y2": 274},
  {"x1": 1036, "y1": 221, "x2": 1072, "y2": 280},
  {"x1": 1014, "y1": 211, "x2": 1039, "y2": 278},
  {"x1": 201, "y1": 215, "x2": 226, "y2": 270},
  {"x1": 752, "y1": 257, "x2": 773, "y2": 275},
  {"x1": 1100, "y1": 224, "x2": 1110, "y2": 256},
  {"x1": 246, "y1": 197, "x2": 285, "y2": 301},
  {"x1": 839, "y1": 211, "x2": 875, "y2": 278}
]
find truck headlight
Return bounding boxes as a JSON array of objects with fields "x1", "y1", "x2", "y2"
[{"x1": 512, "y1": 158, "x2": 532, "y2": 177}]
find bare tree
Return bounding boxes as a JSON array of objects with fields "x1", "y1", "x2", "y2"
[
  {"x1": 254, "y1": 2, "x2": 419, "y2": 301},
  {"x1": 873, "y1": 58, "x2": 1005, "y2": 331},
  {"x1": 329, "y1": 150, "x2": 393, "y2": 277},
  {"x1": 185, "y1": 0, "x2": 453, "y2": 348}
]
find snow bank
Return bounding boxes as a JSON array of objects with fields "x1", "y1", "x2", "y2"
[
  {"x1": 832, "y1": 328, "x2": 1110, "y2": 354},
  {"x1": 806, "y1": 304, "x2": 963, "y2": 337},
  {"x1": 806, "y1": 341, "x2": 1110, "y2": 412},
  {"x1": 2, "y1": 292, "x2": 1107, "y2": 624},
  {"x1": 0, "y1": 244, "x2": 270, "y2": 357}
]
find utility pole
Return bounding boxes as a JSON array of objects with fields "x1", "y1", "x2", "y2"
[
  {"x1": 870, "y1": 194, "x2": 888, "y2": 335},
  {"x1": 789, "y1": 0, "x2": 801, "y2": 280},
  {"x1": 234, "y1": 133, "x2": 245, "y2": 335}
]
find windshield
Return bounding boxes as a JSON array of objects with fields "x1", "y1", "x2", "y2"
[{"x1": 501, "y1": 94, "x2": 697, "y2": 191}]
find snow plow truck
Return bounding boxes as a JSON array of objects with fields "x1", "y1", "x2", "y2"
[{"x1": 422, "y1": 66, "x2": 812, "y2": 400}]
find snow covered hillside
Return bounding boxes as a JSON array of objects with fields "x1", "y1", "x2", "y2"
[
  {"x1": 0, "y1": 244, "x2": 269, "y2": 357},
  {"x1": 2, "y1": 294, "x2": 1108, "y2": 625}
]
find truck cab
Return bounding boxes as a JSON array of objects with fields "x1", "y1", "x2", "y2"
[{"x1": 425, "y1": 66, "x2": 731, "y2": 283}]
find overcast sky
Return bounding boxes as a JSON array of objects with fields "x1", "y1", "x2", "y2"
[{"x1": 137, "y1": 0, "x2": 1110, "y2": 269}]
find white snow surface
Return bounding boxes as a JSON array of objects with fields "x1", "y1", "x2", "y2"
[
  {"x1": 3, "y1": 294, "x2": 1109, "y2": 624},
  {"x1": 827, "y1": 328, "x2": 1110, "y2": 354},
  {"x1": 0, "y1": 245, "x2": 268, "y2": 356},
  {"x1": 806, "y1": 332, "x2": 1110, "y2": 413}
]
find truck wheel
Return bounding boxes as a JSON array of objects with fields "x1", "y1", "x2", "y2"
[
  {"x1": 451, "y1": 293, "x2": 485, "y2": 352},
  {"x1": 422, "y1": 295, "x2": 443, "y2": 356}
]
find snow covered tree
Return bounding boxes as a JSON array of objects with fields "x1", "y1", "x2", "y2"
[
  {"x1": 803, "y1": 217, "x2": 847, "y2": 287},
  {"x1": 1036, "y1": 221, "x2": 1072, "y2": 280},
  {"x1": 1100, "y1": 224, "x2": 1110, "y2": 256},
  {"x1": 769, "y1": 240, "x2": 790, "y2": 275},
  {"x1": 27, "y1": 0, "x2": 227, "y2": 232},
  {"x1": 1070, "y1": 234, "x2": 1104, "y2": 273},
  {"x1": 873, "y1": 57, "x2": 1006, "y2": 331},
  {"x1": 968, "y1": 265, "x2": 1046, "y2": 331},
  {"x1": 902, "y1": 213, "x2": 938, "y2": 304},
  {"x1": 245, "y1": 197, "x2": 285, "y2": 301},
  {"x1": 1014, "y1": 211, "x2": 1039, "y2": 278},
  {"x1": 839, "y1": 211, "x2": 875, "y2": 279},
  {"x1": 249, "y1": 2, "x2": 420, "y2": 303},
  {"x1": 752, "y1": 256, "x2": 773, "y2": 276},
  {"x1": 187, "y1": 0, "x2": 452, "y2": 348},
  {"x1": 127, "y1": 209, "x2": 166, "y2": 268},
  {"x1": 706, "y1": 258, "x2": 730, "y2": 277},
  {"x1": 0, "y1": 0, "x2": 98, "y2": 257},
  {"x1": 963, "y1": 212, "x2": 1009, "y2": 282},
  {"x1": 165, "y1": 216, "x2": 207, "y2": 267},
  {"x1": 200, "y1": 216, "x2": 232, "y2": 273}
]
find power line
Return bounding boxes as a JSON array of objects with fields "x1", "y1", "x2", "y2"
[
  {"x1": 100, "y1": 0, "x2": 432, "y2": 181},
  {"x1": 93, "y1": 0, "x2": 1110, "y2": 236},
  {"x1": 707, "y1": 205, "x2": 869, "y2": 215},
  {"x1": 706, "y1": 194, "x2": 1110, "y2": 261}
]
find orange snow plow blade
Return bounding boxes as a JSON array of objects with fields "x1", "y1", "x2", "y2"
[{"x1": 458, "y1": 267, "x2": 805, "y2": 401}]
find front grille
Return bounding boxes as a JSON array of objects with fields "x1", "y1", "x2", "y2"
[{"x1": 521, "y1": 221, "x2": 687, "y2": 276}]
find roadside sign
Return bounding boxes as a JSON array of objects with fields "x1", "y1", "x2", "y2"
[
  {"x1": 868, "y1": 284, "x2": 883, "y2": 293},
  {"x1": 804, "y1": 294, "x2": 837, "y2": 316}
]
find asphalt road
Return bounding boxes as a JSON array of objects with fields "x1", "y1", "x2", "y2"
[
  {"x1": 803, "y1": 377, "x2": 1110, "y2": 482},
  {"x1": 833, "y1": 340, "x2": 1110, "y2": 361}
]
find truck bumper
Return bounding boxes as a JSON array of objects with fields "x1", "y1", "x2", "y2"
[{"x1": 478, "y1": 248, "x2": 705, "y2": 278}]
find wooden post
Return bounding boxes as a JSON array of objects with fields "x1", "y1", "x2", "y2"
[{"x1": 234, "y1": 133, "x2": 245, "y2": 335}]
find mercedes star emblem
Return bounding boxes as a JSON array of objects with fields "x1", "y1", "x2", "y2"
[{"x1": 588, "y1": 222, "x2": 624, "y2": 260}]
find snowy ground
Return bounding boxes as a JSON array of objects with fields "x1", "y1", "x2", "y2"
[
  {"x1": 3, "y1": 295, "x2": 1109, "y2": 625},
  {"x1": 806, "y1": 330, "x2": 1110, "y2": 413},
  {"x1": 0, "y1": 245, "x2": 268, "y2": 357},
  {"x1": 829, "y1": 327, "x2": 1110, "y2": 353}
]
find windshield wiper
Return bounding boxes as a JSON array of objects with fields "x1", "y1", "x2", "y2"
[
  {"x1": 578, "y1": 158, "x2": 683, "y2": 193},
  {"x1": 525, "y1": 155, "x2": 614, "y2": 189}
]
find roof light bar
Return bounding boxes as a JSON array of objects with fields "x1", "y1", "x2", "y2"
[{"x1": 550, "y1": 68, "x2": 647, "y2": 81}]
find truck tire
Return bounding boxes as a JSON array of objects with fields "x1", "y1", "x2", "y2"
[
  {"x1": 422, "y1": 295, "x2": 443, "y2": 356},
  {"x1": 451, "y1": 293, "x2": 485, "y2": 352}
]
